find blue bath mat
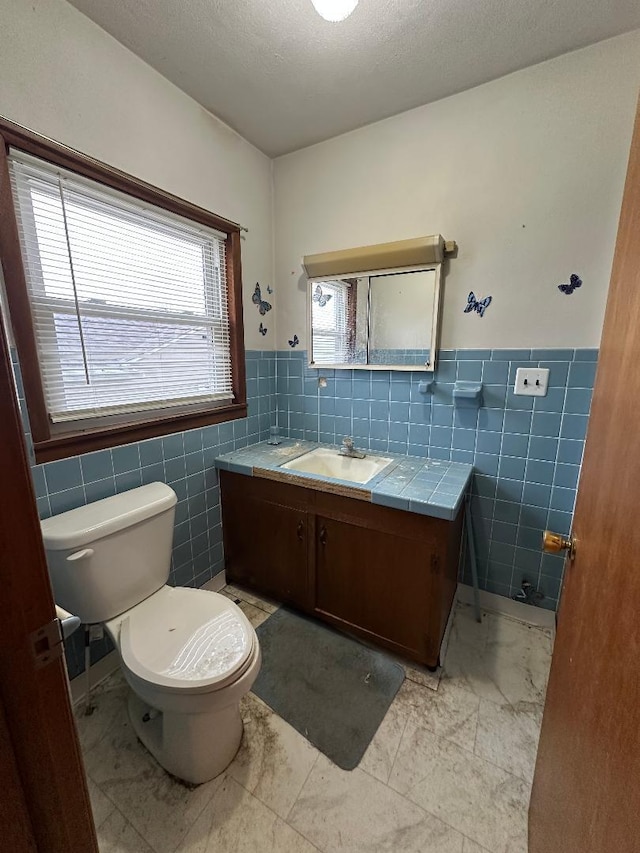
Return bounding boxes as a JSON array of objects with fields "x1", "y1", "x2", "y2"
[{"x1": 252, "y1": 608, "x2": 405, "y2": 770}]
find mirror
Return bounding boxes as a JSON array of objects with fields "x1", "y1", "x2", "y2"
[{"x1": 308, "y1": 267, "x2": 440, "y2": 371}]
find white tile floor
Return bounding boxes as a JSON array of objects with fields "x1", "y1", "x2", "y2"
[{"x1": 76, "y1": 587, "x2": 554, "y2": 853}]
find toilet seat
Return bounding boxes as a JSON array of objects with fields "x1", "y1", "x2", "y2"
[{"x1": 109, "y1": 586, "x2": 255, "y2": 695}]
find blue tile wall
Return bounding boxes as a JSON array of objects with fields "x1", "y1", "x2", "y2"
[
  {"x1": 11, "y1": 349, "x2": 276, "y2": 679},
  {"x1": 9, "y1": 341, "x2": 598, "y2": 678},
  {"x1": 276, "y1": 347, "x2": 598, "y2": 612}
]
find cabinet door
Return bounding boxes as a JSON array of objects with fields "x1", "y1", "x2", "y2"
[
  {"x1": 314, "y1": 515, "x2": 439, "y2": 664},
  {"x1": 222, "y1": 481, "x2": 309, "y2": 608}
]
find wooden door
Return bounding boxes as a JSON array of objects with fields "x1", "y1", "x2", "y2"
[
  {"x1": 529, "y1": 100, "x2": 640, "y2": 852},
  {"x1": 221, "y1": 472, "x2": 310, "y2": 608},
  {"x1": 0, "y1": 313, "x2": 98, "y2": 847}
]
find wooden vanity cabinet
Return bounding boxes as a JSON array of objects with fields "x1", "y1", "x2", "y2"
[
  {"x1": 220, "y1": 472, "x2": 312, "y2": 610},
  {"x1": 220, "y1": 471, "x2": 463, "y2": 668}
]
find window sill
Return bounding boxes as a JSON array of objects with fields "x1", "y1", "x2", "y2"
[{"x1": 33, "y1": 402, "x2": 248, "y2": 464}]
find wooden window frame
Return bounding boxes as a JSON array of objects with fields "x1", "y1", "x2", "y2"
[
  {"x1": 0, "y1": 117, "x2": 246, "y2": 463},
  {"x1": 344, "y1": 277, "x2": 358, "y2": 361}
]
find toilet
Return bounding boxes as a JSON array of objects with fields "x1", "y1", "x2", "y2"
[{"x1": 40, "y1": 482, "x2": 261, "y2": 785}]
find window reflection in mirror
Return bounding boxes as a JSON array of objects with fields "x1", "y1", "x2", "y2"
[{"x1": 310, "y1": 278, "x2": 367, "y2": 365}]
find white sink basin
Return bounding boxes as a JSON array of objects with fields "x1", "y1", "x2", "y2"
[{"x1": 281, "y1": 447, "x2": 393, "y2": 485}]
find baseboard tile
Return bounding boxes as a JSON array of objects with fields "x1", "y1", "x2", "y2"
[
  {"x1": 69, "y1": 650, "x2": 120, "y2": 705},
  {"x1": 202, "y1": 571, "x2": 226, "y2": 592},
  {"x1": 457, "y1": 583, "x2": 556, "y2": 631}
]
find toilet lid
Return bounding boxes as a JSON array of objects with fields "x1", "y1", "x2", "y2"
[{"x1": 119, "y1": 587, "x2": 255, "y2": 693}]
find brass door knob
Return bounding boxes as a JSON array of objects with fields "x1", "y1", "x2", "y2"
[{"x1": 543, "y1": 530, "x2": 576, "y2": 559}]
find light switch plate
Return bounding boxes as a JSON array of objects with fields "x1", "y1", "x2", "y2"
[{"x1": 514, "y1": 367, "x2": 549, "y2": 396}]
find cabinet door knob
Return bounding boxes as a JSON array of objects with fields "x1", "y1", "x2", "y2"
[
  {"x1": 297, "y1": 520, "x2": 304, "y2": 541},
  {"x1": 319, "y1": 526, "x2": 327, "y2": 546}
]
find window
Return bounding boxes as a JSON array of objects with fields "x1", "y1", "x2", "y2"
[
  {"x1": 10, "y1": 153, "x2": 233, "y2": 422},
  {"x1": 0, "y1": 120, "x2": 245, "y2": 462}
]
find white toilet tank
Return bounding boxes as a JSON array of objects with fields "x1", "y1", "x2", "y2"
[{"x1": 41, "y1": 482, "x2": 177, "y2": 624}]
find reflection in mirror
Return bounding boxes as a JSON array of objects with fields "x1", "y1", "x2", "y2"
[
  {"x1": 368, "y1": 270, "x2": 435, "y2": 366},
  {"x1": 310, "y1": 279, "x2": 367, "y2": 365},
  {"x1": 309, "y1": 266, "x2": 440, "y2": 370}
]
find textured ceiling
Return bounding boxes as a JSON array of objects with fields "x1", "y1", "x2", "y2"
[{"x1": 67, "y1": 0, "x2": 640, "y2": 156}]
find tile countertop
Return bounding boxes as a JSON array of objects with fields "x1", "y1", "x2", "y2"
[{"x1": 214, "y1": 440, "x2": 473, "y2": 521}]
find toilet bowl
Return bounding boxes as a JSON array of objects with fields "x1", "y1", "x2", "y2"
[
  {"x1": 107, "y1": 585, "x2": 261, "y2": 783},
  {"x1": 40, "y1": 482, "x2": 261, "y2": 784}
]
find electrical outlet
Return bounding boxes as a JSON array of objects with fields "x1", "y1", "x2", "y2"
[{"x1": 514, "y1": 367, "x2": 549, "y2": 397}]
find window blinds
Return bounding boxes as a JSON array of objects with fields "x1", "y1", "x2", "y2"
[
  {"x1": 8, "y1": 150, "x2": 233, "y2": 424},
  {"x1": 311, "y1": 280, "x2": 350, "y2": 364}
]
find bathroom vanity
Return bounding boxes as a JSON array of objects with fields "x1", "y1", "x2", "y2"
[{"x1": 216, "y1": 441, "x2": 472, "y2": 669}]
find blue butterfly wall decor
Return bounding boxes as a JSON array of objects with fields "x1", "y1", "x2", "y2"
[
  {"x1": 252, "y1": 283, "x2": 272, "y2": 315},
  {"x1": 289, "y1": 334, "x2": 299, "y2": 348},
  {"x1": 464, "y1": 291, "x2": 492, "y2": 318},
  {"x1": 259, "y1": 323, "x2": 267, "y2": 336},
  {"x1": 313, "y1": 285, "x2": 332, "y2": 307},
  {"x1": 558, "y1": 274, "x2": 582, "y2": 295},
  {"x1": 266, "y1": 285, "x2": 273, "y2": 294}
]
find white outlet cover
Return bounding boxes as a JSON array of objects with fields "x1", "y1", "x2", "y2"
[{"x1": 514, "y1": 367, "x2": 549, "y2": 396}]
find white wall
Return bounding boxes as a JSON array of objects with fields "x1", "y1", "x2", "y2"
[
  {"x1": 0, "y1": 0, "x2": 274, "y2": 351},
  {"x1": 2, "y1": 2, "x2": 638, "y2": 354},
  {"x1": 274, "y1": 32, "x2": 640, "y2": 351}
]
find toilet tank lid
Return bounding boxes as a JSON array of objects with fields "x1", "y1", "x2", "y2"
[{"x1": 41, "y1": 482, "x2": 177, "y2": 551}]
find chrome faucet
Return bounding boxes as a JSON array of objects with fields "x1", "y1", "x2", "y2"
[{"x1": 339, "y1": 436, "x2": 366, "y2": 459}]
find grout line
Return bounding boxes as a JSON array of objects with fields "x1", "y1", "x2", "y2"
[
  {"x1": 283, "y1": 751, "x2": 320, "y2": 825},
  {"x1": 88, "y1": 781, "x2": 120, "y2": 833},
  {"x1": 461, "y1": 834, "x2": 492, "y2": 853},
  {"x1": 360, "y1": 731, "x2": 503, "y2": 848},
  {"x1": 386, "y1": 716, "x2": 409, "y2": 785},
  {"x1": 471, "y1": 697, "x2": 481, "y2": 757},
  {"x1": 166, "y1": 774, "x2": 228, "y2": 853}
]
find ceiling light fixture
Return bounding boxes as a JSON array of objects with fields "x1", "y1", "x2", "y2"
[{"x1": 311, "y1": 0, "x2": 359, "y2": 22}]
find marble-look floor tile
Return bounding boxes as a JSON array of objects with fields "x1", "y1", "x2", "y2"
[
  {"x1": 96, "y1": 807, "x2": 155, "y2": 853},
  {"x1": 179, "y1": 776, "x2": 319, "y2": 853},
  {"x1": 75, "y1": 671, "x2": 129, "y2": 754},
  {"x1": 443, "y1": 607, "x2": 552, "y2": 708},
  {"x1": 462, "y1": 838, "x2": 492, "y2": 853},
  {"x1": 442, "y1": 640, "x2": 507, "y2": 704},
  {"x1": 403, "y1": 661, "x2": 442, "y2": 691},
  {"x1": 389, "y1": 724, "x2": 530, "y2": 853},
  {"x1": 87, "y1": 778, "x2": 116, "y2": 829},
  {"x1": 440, "y1": 607, "x2": 506, "y2": 704},
  {"x1": 485, "y1": 611, "x2": 553, "y2": 655},
  {"x1": 288, "y1": 754, "x2": 465, "y2": 853},
  {"x1": 483, "y1": 615, "x2": 552, "y2": 707},
  {"x1": 238, "y1": 600, "x2": 271, "y2": 629},
  {"x1": 450, "y1": 604, "x2": 491, "y2": 650},
  {"x1": 228, "y1": 693, "x2": 318, "y2": 819},
  {"x1": 222, "y1": 584, "x2": 279, "y2": 614},
  {"x1": 475, "y1": 698, "x2": 543, "y2": 783},
  {"x1": 83, "y1": 695, "x2": 223, "y2": 853},
  {"x1": 359, "y1": 684, "x2": 409, "y2": 784},
  {"x1": 72, "y1": 600, "x2": 550, "y2": 853},
  {"x1": 361, "y1": 678, "x2": 480, "y2": 784},
  {"x1": 400, "y1": 679, "x2": 480, "y2": 752}
]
